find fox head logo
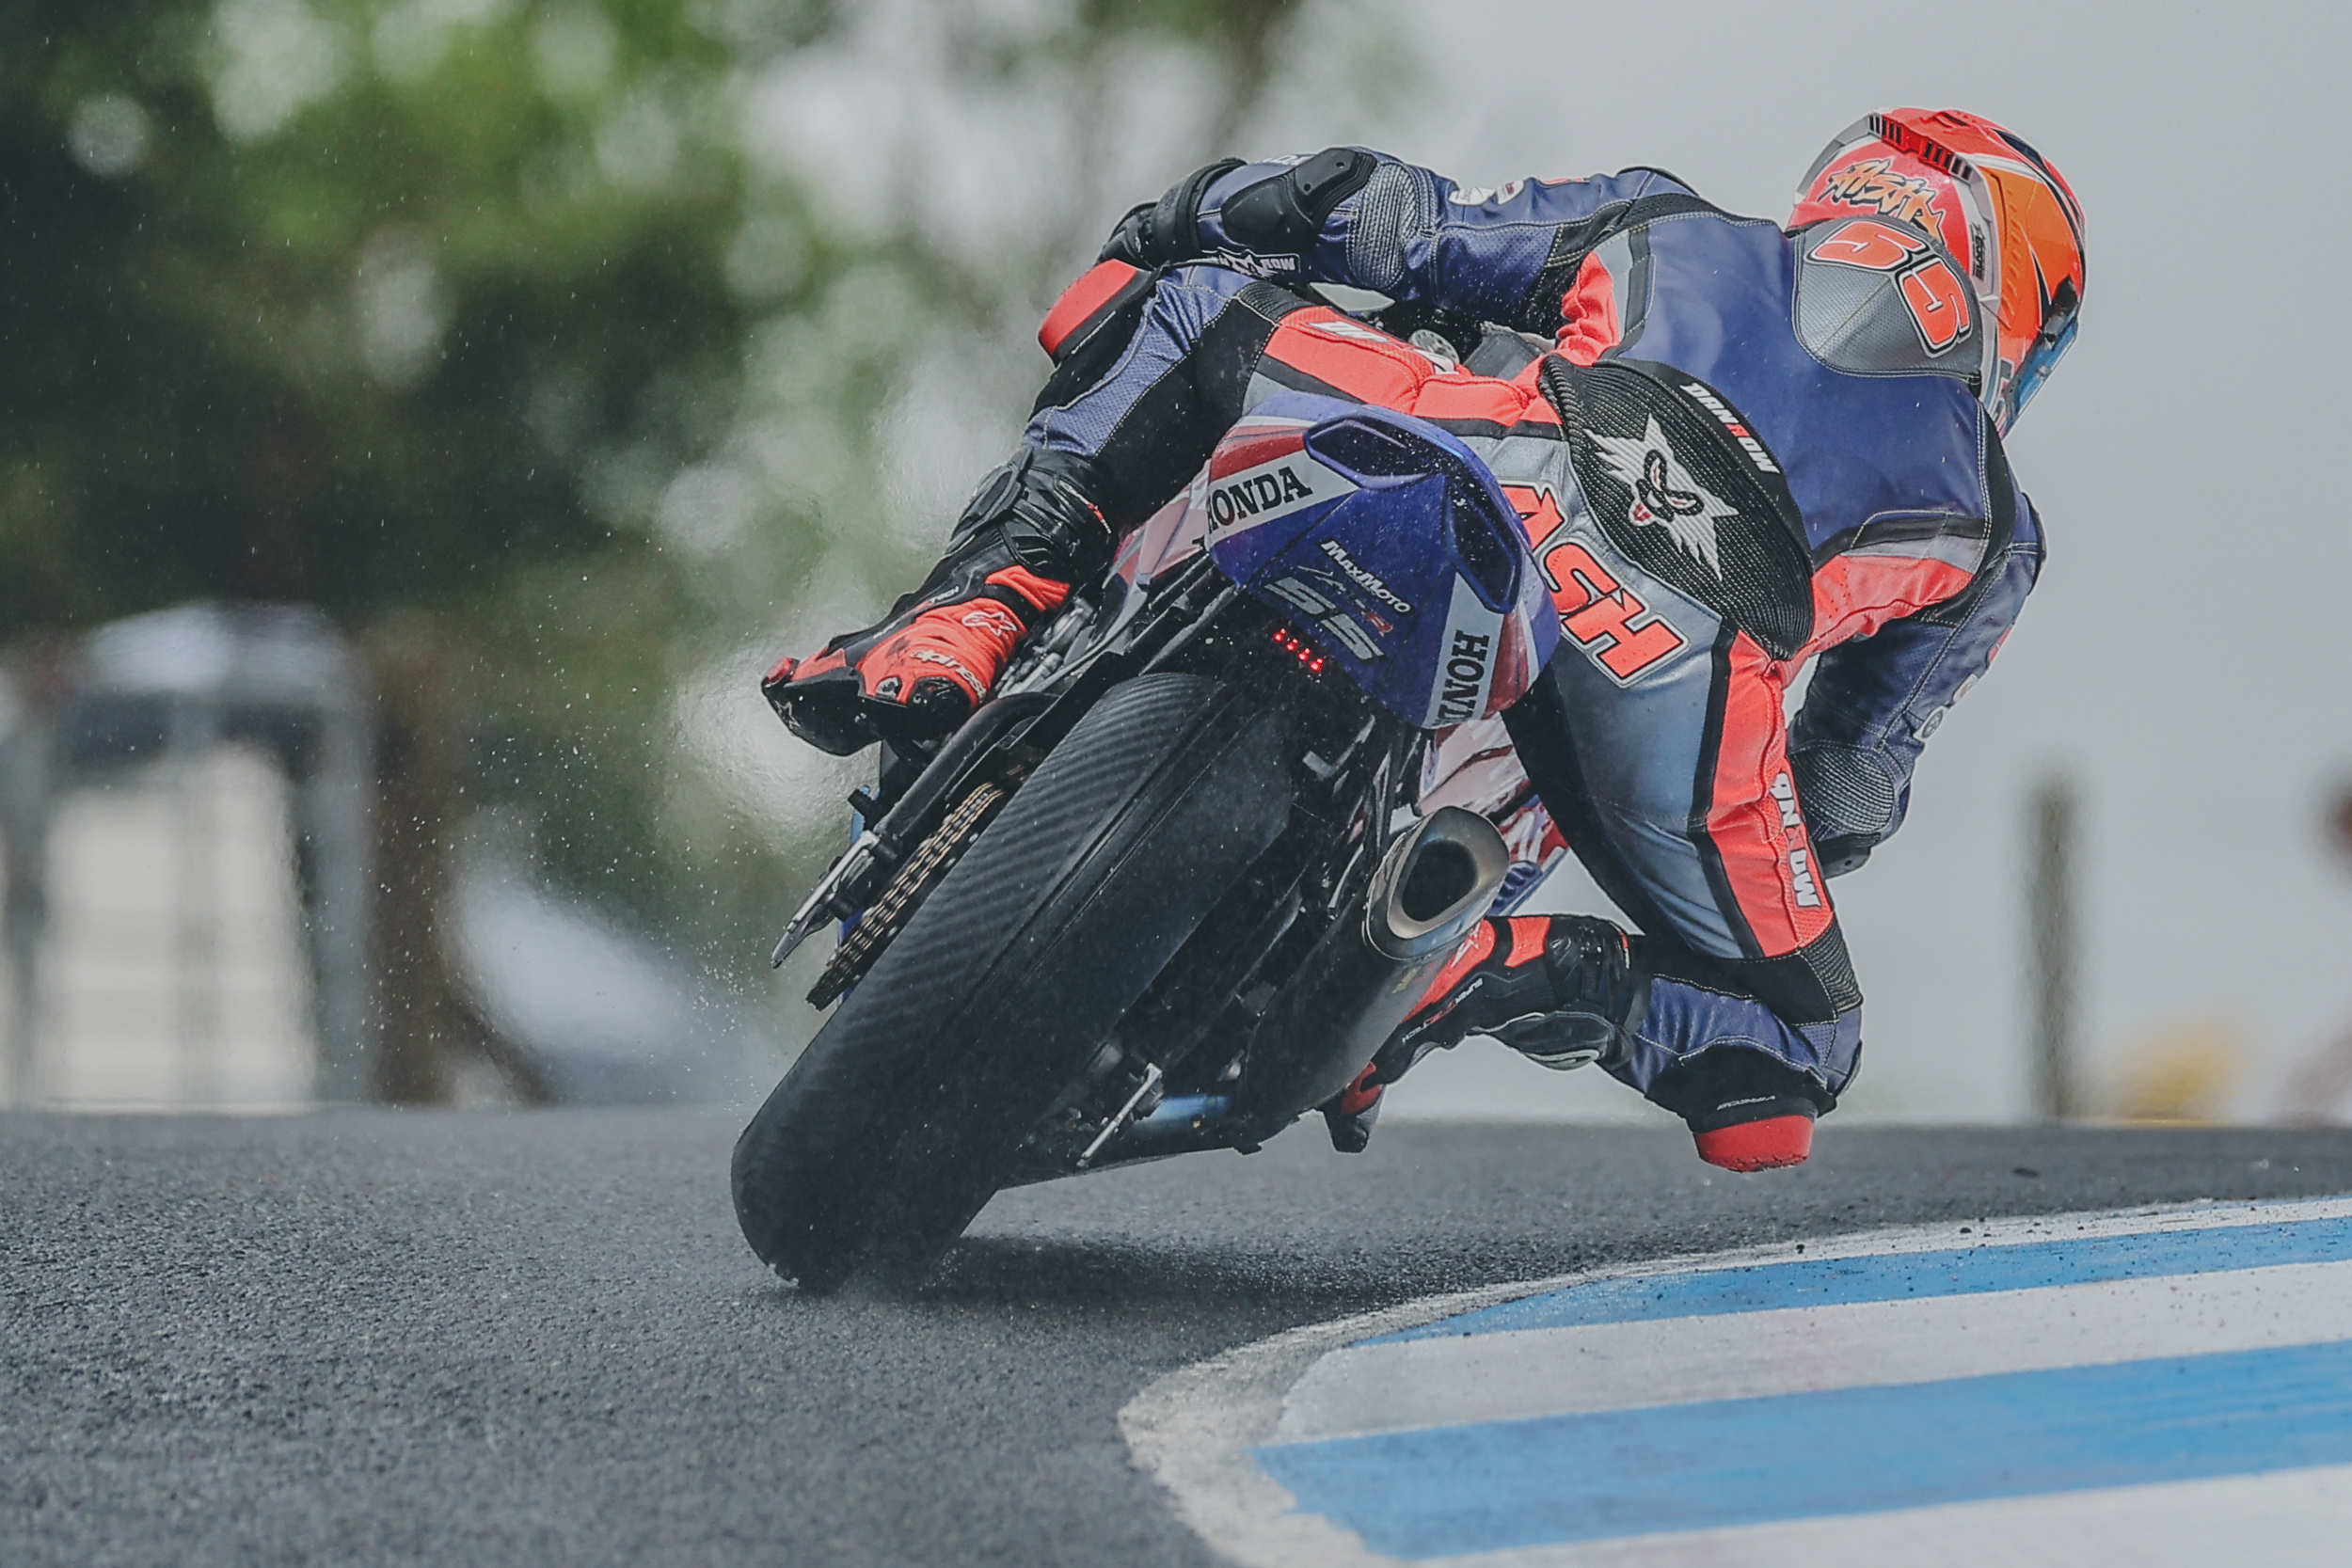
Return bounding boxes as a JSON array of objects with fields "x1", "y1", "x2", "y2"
[{"x1": 1588, "y1": 417, "x2": 1732, "y2": 578}]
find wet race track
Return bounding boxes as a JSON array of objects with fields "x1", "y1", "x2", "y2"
[{"x1": 8, "y1": 1110, "x2": 2352, "y2": 1566}]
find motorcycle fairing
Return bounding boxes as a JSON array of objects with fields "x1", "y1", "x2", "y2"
[{"x1": 1201, "y1": 395, "x2": 1558, "y2": 729}]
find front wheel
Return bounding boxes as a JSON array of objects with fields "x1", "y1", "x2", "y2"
[{"x1": 731, "y1": 672, "x2": 1294, "y2": 1291}]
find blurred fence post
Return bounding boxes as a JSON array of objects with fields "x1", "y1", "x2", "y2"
[
  {"x1": 0, "y1": 709, "x2": 49, "y2": 1109},
  {"x1": 2029, "y1": 776, "x2": 2080, "y2": 1120},
  {"x1": 4, "y1": 605, "x2": 376, "y2": 1106},
  {"x1": 297, "y1": 679, "x2": 376, "y2": 1102}
]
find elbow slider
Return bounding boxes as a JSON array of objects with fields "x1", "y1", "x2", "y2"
[{"x1": 1219, "y1": 146, "x2": 1377, "y2": 254}]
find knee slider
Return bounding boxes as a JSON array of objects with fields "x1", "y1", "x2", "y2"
[
  {"x1": 1650, "y1": 1047, "x2": 1836, "y2": 1132},
  {"x1": 1220, "y1": 147, "x2": 1377, "y2": 254}
]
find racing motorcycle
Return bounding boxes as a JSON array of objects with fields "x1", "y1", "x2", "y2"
[{"x1": 731, "y1": 390, "x2": 1561, "y2": 1291}]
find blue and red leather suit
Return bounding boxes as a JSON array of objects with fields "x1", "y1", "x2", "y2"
[{"x1": 1022, "y1": 153, "x2": 2043, "y2": 1117}]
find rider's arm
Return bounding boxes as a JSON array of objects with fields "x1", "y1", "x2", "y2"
[
  {"x1": 1787, "y1": 481, "x2": 2045, "y2": 876},
  {"x1": 1104, "y1": 150, "x2": 1699, "y2": 338}
]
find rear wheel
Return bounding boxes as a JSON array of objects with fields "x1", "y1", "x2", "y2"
[{"x1": 731, "y1": 673, "x2": 1294, "y2": 1291}]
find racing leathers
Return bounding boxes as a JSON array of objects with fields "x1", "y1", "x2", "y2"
[{"x1": 1013, "y1": 150, "x2": 2044, "y2": 1134}]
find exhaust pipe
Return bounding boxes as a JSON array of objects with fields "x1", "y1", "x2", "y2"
[
  {"x1": 1363, "y1": 805, "x2": 1513, "y2": 963},
  {"x1": 1236, "y1": 806, "x2": 1510, "y2": 1126}
]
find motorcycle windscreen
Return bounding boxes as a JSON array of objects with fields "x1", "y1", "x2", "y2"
[{"x1": 1201, "y1": 396, "x2": 1557, "y2": 729}]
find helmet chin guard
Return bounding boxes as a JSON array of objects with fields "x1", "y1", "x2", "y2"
[{"x1": 1792, "y1": 109, "x2": 2084, "y2": 433}]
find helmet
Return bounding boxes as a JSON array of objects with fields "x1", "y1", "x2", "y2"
[{"x1": 1792, "y1": 109, "x2": 2084, "y2": 432}]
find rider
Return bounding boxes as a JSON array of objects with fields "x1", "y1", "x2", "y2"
[{"x1": 763, "y1": 109, "x2": 2085, "y2": 1172}]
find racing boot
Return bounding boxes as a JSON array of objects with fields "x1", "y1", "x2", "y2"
[
  {"x1": 1324, "y1": 915, "x2": 1636, "y2": 1151},
  {"x1": 762, "y1": 449, "x2": 1111, "y2": 754},
  {"x1": 1322, "y1": 1064, "x2": 1387, "y2": 1153}
]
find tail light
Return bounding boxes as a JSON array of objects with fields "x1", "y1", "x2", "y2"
[{"x1": 1270, "y1": 626, "x2": 1326, "y2": 674}]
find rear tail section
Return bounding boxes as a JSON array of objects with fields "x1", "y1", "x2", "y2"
[{"x1": 1200, "y1": 396, "x2": 1557, "y2": 730}]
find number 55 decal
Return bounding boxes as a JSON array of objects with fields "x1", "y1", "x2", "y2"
[{"x1": 1815, "y1": 218, "x2": 1972, "y2": 356}]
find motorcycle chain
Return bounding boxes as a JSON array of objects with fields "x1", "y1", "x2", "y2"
[{"x1": 807, "y1": 780, "x2": 1008, "y2": 1008}]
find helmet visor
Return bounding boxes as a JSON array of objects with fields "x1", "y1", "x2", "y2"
[{"x1": 2001, "y1": 306, "x2": 2078, "y2": 429}]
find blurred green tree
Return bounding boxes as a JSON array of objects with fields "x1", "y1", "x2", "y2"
[{"x1": 0, "y1": 0, "x2": 1306, "y2": 1101}]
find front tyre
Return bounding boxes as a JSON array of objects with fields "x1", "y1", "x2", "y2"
[{"x1": 731, "y1": 673, "x2": 1293, "y2": 1291}]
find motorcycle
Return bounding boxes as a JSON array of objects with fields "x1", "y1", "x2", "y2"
[{"x1": 731, "y1": 390, "x2": 1561, "y2": 1291}]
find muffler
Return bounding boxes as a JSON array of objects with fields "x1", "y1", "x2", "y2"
[{"x1": 1235, "y1": 806, "x2": 1510, "y2": 1126}]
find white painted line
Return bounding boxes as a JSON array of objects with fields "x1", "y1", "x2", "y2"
[
  {"x1": 1277, "y1": 1257, "x2": 2352, "y2": 1438},
  {"x1": 1412, "y1": 1463, "x2": 2352, "y2": 1568}
]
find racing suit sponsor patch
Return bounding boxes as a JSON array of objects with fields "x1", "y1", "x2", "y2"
[
  {"x1": 1586, "y1": 415, "x2": 1735, "y2": 578},
  {"x1": 1678, "y1": 381, "x2": 1781, "y2": 474},
  {"x1": 1771, "y1": 771, "x2": 1823, "y2": 909},
  {"x1": 1206, "y1": 247, "x2": 1302, "y2": 280},
  {"x1": 1534, "y1": 531, "x2": 1687, "y2": 685}
]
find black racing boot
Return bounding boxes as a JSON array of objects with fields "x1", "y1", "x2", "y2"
[
  {"x1": 761, "y1": 449, "x2": 1111, "y2": 754},
  {"x1": 1322, "y1": 914, "x2": 1638, "y2": 1151}
]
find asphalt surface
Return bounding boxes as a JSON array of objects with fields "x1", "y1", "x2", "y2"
[{"x1": 8, "y1": 1110, "x2": 2352, "y2": 1567}]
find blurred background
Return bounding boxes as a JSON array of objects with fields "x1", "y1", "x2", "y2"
[{"x1": 2, "y1": 0, "x2": 2347, "y2": 1125}]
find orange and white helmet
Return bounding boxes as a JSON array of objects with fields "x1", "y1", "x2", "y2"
[{"x1": 1792, "y1": 109, "x2": 2085, "y2": 432}]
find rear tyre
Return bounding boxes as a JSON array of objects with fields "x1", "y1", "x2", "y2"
[{"x1": 731, "y1": 673, "x2": 1293, "y2": 1291}]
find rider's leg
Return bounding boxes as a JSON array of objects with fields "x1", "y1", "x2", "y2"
[
  {"x1": 1324, "y1": 911, "x2": 1631, "y2": 1151},
  {"x1": 764, "y1": 262, "x2": 1534, "y2": 752},
  {"x1": 1499, "y1": 590, "x2": 1860, "y2": 1166},
  {"x1": 1374, "y1": 527, "x2": 1862, "y2": 1168},
  {"x1": 764, "y1": 264, "x2": 1317, "y2": 752}
]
